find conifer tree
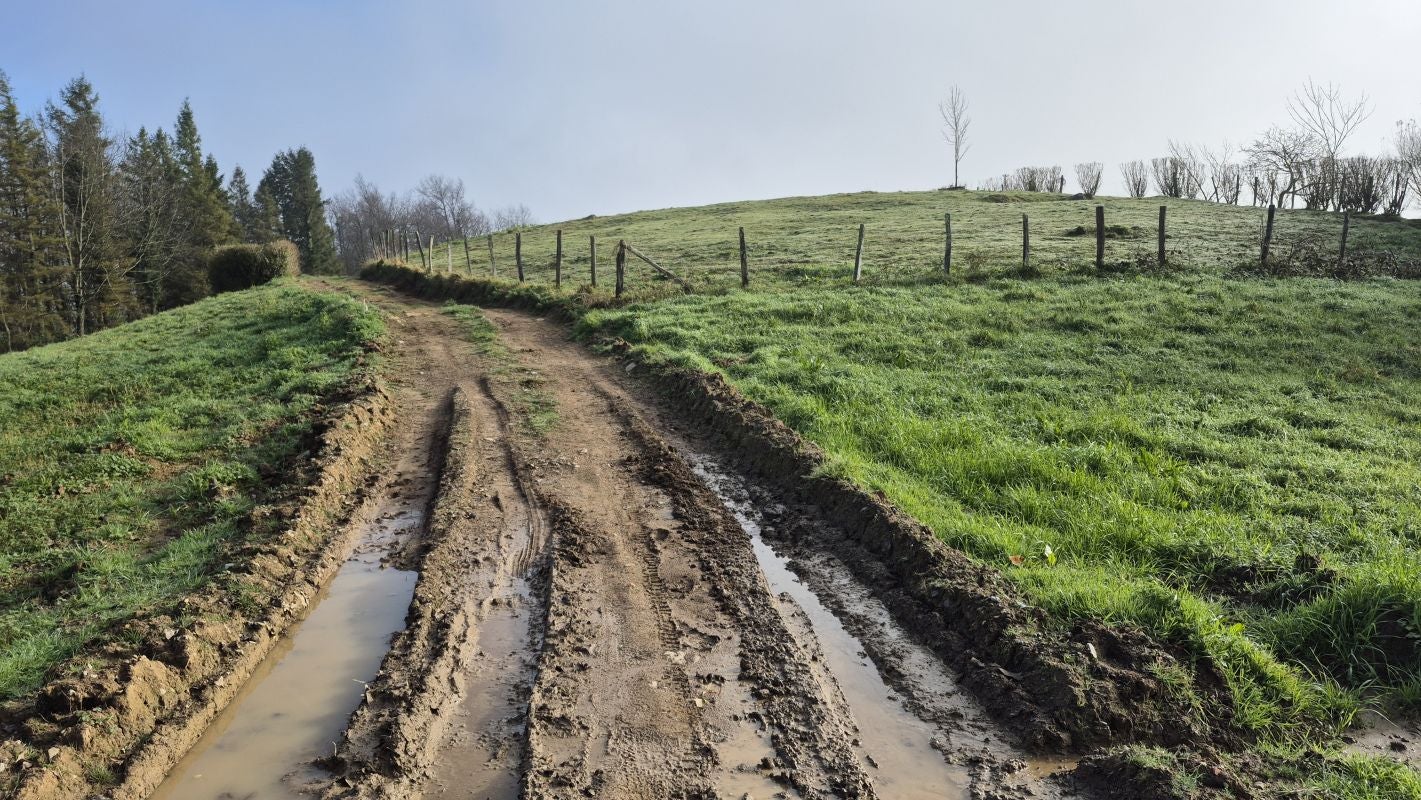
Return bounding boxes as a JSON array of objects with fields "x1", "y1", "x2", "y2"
[
  {"x1": 119, "y1": 126, "x2": 184, "y2": 312},
  {"x1": 44, "y1": 76, "x2": 131, "y2": 336},
  {"x1": 0, "y1": 70, "x2": 66, "y2": 350},
  {"x1": 166, "y1": 100, "x2": 236, "y2": 302},
  {"x1": 258, "y1": 147, "x2": 338, "y2": 273},
  {"x1": 226, "y1": 165, "x2": 265, "y2": 242}
]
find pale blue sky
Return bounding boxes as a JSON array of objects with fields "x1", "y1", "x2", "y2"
[{"x1": 3, "y1": 0, "x2": 1418, "y2": 221}]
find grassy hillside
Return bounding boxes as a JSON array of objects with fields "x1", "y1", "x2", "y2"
[
  {"x1": 431, "y1": 190, "x2": 1421, "y2": 291},
  {"x1": 0, "y1": 283, "x2": 383, "y2": 700}
]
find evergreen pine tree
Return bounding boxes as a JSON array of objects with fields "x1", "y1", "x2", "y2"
[
  {"x1": 166, "y1": 100, "x2": 236, "y2": 302},
  {"x1": 226, "y1": 165, "x2": 265, "y2": 242},
  {"x1": 257, "y1": 147, "x2": 338, "y2": 273},
  {"x1": 0, "y1": 70, "x2": 66, "y2": 350}
]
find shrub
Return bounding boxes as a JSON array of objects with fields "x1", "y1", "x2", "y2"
[{"x1": 208, "y1": 240, "x2": 301, "y2": 293}]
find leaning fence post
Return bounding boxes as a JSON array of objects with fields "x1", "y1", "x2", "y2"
[
  {"x1": 615, "y1": 239, "x2": 626, "y2": 297},
  {"x1": 739, "y1": 226, "x2": 749, "y2": 287},
  {"x1": 1157, "y1": 205, "x2": 1167, "y2": 266},
  {"x1": 516, "y1": 232, "x2": 524, "y2": 282},
  {"x1": 555, "y1": 229, "x2": 563, "y2": 288},
  {"x1": 1261, "y1": 205, "x2": 1276, "y2": 269},
  {"x1": 852, "y1": 223, "x2": 865, "y2": 283},
  {"x1": 1022, "y1": 213, "x2": 1030, "y2": 269},
  {"x1": 589, "y1": 235, "x2": 598, "y2": 287},
  {"x1": 1095, "y1": 205, "x2": 1105, "y2": 269},
  {"x1": 943, "y1": 213, "x2": 952, "y2": 274},
  {"x1": 486, "y1": 234, "x2": 497, "y2": 277},
  {"x1": 1338, "y1": 210, "x2": 1351, "y2": 271},
  {"x1": 463, "y1": 237, "x2": 472, "y2": 275},
  {"x1": 428, "y1": 237, "x2": 434, "y2": 270}
]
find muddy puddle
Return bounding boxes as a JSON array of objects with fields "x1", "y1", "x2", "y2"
[
  {"x1": 150, "y1": 507, "x2": 421, "y2": 800},
  {"x1": 687, "y1": 454, "x2": 972, "y2": 799}
]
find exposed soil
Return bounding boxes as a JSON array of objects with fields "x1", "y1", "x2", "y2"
[{"x1": 309, "y1": 281, "x2": 1087, "y2": 800}]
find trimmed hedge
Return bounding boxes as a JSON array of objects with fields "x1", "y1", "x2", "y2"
[{"x1": 208, "y1": 240, "x2": 301, "y2": 293}]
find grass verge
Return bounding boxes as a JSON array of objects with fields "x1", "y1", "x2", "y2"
[{"x1": 0, "y1": 282, "x2": 383, "y2": 701}]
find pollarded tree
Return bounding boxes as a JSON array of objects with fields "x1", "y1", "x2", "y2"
[
  {"x1": 258, "y1": 147, "x2": 338, "y2": 274},
  {"x1": 1119, "y1": 160, "x2": 1149, "y2": 198},
  {"x1": 1073, "y1": 162, "x2": 1103, "y2": 198}
]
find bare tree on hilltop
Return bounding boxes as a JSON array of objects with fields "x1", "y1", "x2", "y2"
[{"x1": 938, "y1": 86, "x2": 971, "y2": 188}]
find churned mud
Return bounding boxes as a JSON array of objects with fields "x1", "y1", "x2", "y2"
[{"x1": 290, "y1": 280, "x2": 1075, "y2": 800}]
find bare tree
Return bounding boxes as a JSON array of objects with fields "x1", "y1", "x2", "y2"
[
  {"x1": 493, "y1": 203, "x2": 534, "y2": 231},
  {"x1": 1289, "y1": 80, "x2": 1370, "y2": 162},
  {"x1": 414, "y1": 174, "x2": 489, "y2": 241},
  {"x1": 1398, "y1": 120, "x2": 1421, "y2": 203},
  {"x1": 1246, "y1": 125, "x2": 1320, "y2": 209},
  {"x1": 1073, "y1": 162, "x2": 1103, "y2": 198},
  {"x1": 938, "y1": 86, "x2": 971, "y2": 188},
  {"x1": 1119, "y1": 160, "x2": 1149, "y2": 198}
]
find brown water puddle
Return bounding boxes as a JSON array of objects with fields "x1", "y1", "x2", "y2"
[
  {"x1": 149, "y1": 508, "x2": 421, "y2": 800},
  {"x1": 687, "y1": 456, "x2": 972, "y2": 799}
]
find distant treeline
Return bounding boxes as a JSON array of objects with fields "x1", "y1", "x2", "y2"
[{"x1": 0, "y1": 71, "x2": 339, "y2": 352}]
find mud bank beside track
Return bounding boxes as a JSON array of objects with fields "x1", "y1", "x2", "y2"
[{"x1": 2, "y1": 375, "x2": 396, "y2": 800}]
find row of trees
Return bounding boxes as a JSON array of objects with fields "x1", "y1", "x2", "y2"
[
  {"x1": 0, "y1": 71, "x2": 339, "y2": 351},
  {"x1": 944, "y1": 81, "x2": 1421, "y2": 214},
  {"x1": 327, "y1": 175, "x2": 532, "y2": 272}
]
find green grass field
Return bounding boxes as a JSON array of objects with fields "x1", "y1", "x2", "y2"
[
  {"x1": 0, "y1": 283, "x2": 383, "y2": 701},
  {"x1": 429, "y1": 189, "x2": 1421, "y2": 291},
  {"x1": 412, "y1": 188, "x2": 1421, "y2": 795}
]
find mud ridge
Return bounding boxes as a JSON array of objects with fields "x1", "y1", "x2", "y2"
[
  {"x1": 1, "y1": 373, "x2": 396, "y2": 800},
  {"x1": 325, "y1": 384, "x2": 550, "y2": 798}
]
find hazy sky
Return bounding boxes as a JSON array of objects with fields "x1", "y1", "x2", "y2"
[{"x1": 4, "y1": 0, "x2": 1418, "y2": 222}]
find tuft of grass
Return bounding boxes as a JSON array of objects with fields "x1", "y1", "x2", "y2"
[{"x1": 0, "y1": 282, "x2": 383, "y2": 700}]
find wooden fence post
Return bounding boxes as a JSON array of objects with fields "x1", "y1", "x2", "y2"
[
  {"x1": 589, "y1": 235, "x2": 598, "y2": 287},
  {"x1": 615, "y1": 240, "x2": 626, "y2": 297},
  {"x1": 943, "y1": 213, "x2": 952, "y2": 274},
  {"x1": 1338, "y1": 210, "x2": 1351, "y2": 271},
  {"x1": 1022, "y1": 214, "x2": 1030, "y2": 269},
  {"x1": 1157, "y1": 205, "x2": 1167, "y2": 266},
  {"x1": 487, "y1": 234, "x2": 497, "y2": 276},
  {"x1": 1261, "y1": 205, "x2": 1276, "y2": 269},
  {"x1": 401, "y1": 231, "x2": 409, "y2": 262},
  {"x1": 555, "y1": 229, "x2": 563, "y2": 288},
  {"x1": 739, "y1": 227, "x2": 749, "y2": 287},
  {"x1": 516, "y1": 232, "x2": 524, "y2": 282},
  {"x1": 852, "y1": 223, "x2": 865, "y2": 283},
  {"x1": 414, "y1": 231, "x2": 427, "y2": 271},
  {"x1": 447, "y1": 239, "x2": 453, "y2": 273},
  {"x1": 463, "y1": 237, "x2": 472, "y2": 275},
  {"x1": 1095, "y1": 205, "x2": 1105, "y2": 269}
]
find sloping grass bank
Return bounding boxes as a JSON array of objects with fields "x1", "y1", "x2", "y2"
[{"x1": 0, "y1": 282, "x2": 384, "y2": 702}]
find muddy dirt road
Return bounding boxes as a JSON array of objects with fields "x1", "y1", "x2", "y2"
[{"x1": 299, "y1": 280, "x2": 1074, "y2": 800}]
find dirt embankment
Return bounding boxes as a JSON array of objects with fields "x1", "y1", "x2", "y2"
[{"x1": 1, "y1": 372, "x2": 394, "y2": 800}]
